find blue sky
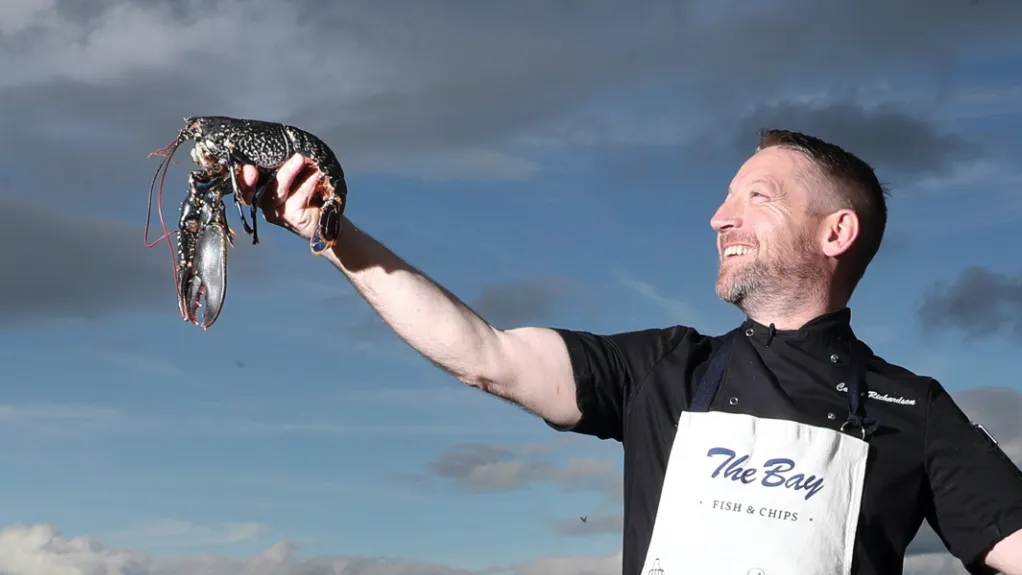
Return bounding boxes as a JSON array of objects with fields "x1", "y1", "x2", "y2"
[{"x1": 0, "y1": 1, "x2": 1020, "y2": 574}]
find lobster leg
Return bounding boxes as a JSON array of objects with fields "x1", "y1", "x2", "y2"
[
  {"x1": 225, "y1": 154, "x2": 278, "y2": 246},
  {"x1": 225, "y1": 157, "x2": 256, "y2": 242}
]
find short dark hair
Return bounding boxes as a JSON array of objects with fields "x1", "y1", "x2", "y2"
[{"x1": 756, "y1": 128, "x2": 889, "y2": 292}]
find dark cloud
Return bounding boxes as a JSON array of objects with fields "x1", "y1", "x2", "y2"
[
  {"x1": 427, "y1": 443, "x2": 542, "y2": 491},
  {"x1": 0, "y1": 195, "x2": 269, "y2": 328},
  {"x1": 471, "y1": 278, "x2": 575, "y2": 328},
  {"x1": 0, "y1": 194, "x2": 166, "y2": 327},
  {"x1": 728, "y1": 101, "x2": 980, "y2": 177},
  {"x1": 916, "y1": 266, "x2": 1022, "y2": 342},
  {"x1": 422, "y1": 441, "x2": 621, "y2": 496},
  {"x1": 1, "y1": 0, "x2": 1020, "y2": 205}
]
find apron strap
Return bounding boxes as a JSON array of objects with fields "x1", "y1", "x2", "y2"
[
  {"x1": 839, "y1": 338, "x2": 879, "y2": 440},
  {"x1": 689, "y1": 329, "x2": 738, "y2": 413},
  {"x1": 688, "y1": 327, "x2": 880, "y2": 441}
]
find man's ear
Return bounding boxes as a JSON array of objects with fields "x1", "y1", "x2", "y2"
[{"x1": 820, "y1": 209, "x2": 859, "y2": 258}]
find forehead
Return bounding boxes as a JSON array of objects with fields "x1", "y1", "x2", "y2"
[{"x1": 729, "y1": 146, "x2": 817, "y2": 196}]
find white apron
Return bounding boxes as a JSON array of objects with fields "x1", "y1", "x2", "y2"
[{"x1": 640, "y1": 330, "x2": 877, "y2": 575}]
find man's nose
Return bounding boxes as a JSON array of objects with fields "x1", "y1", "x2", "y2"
[{"x1": 710, "y1": 201, "x2": 742, "y2": 233}]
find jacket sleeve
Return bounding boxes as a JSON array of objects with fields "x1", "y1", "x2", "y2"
[
  {"x1": 922, "y1": 381, "x2": 1022, "y2": 574},
  {"x1": 545, "y1": 325, "x2": 693, "y2": 442}
]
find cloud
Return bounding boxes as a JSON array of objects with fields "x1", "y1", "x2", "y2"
[
  {"x1": 613, "y1": 269, "x2": 715, "y2": 329},
  {"x1": 728, "y1": 100, "x2": 981, "y2": 177},
  {"x1": 916, "y1": 266, "x2": 1022, "y2": 342},
  {"x1": 2, "y1": 380, "x2": 1018, "y2": 575},
  {"x1": 100, "y1": 519, "x2": 269, "y2": 549},
  {"x1": 471, "y1": 278, "x2": 576, "y2": 328},
  {"x1": 0, "y1": 523, "x2": 622, "y2": 575},
  {"x1": 0, "y1": 195, "x2": 167, "y2": 328},
  {"x1": 0, "y1": 194, "x2": 270, "y2": 329},
  {"x1": 423, "y1": 441, "x2": 622, "y2": 497},
  {"x1": 0, "y1": 521, "x2": 993, "y2": 575},
  {"x1": 2, "y1": 0, "x2": 1020, "y2": 201}
]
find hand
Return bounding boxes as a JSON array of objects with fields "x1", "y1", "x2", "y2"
[{"x1": 238, "y1": 153, "x2": 324, "y2": 240}]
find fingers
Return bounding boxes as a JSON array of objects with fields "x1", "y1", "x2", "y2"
[
  {"x1": 270, "y1": 154, "x2": 312, "y2": 207},
  {"x1": 235, "y1": 152, "x2": 322, "y2": 237},
  {"x1": 287, "y1": 164, "x2": 321, "y2": 213}
]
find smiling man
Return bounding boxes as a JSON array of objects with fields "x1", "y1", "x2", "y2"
[{"x1": 240, "y1": 129, "x2": 1022, "y2": 575}]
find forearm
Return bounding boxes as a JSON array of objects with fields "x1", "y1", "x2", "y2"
[{"x1": 322, "y1": 217, "x2": 507, "y2": 389}]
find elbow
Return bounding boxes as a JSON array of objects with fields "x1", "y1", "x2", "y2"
[{"x1": 456, "y1": 327, "x2": 518, "y2": 396}]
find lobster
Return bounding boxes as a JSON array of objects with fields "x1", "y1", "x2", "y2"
[{"x1": 145, "y1": 116, "x2": 348, "y2": 329}]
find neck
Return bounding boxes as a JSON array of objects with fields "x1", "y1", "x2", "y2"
[
  {"x1": 743, "y1": 303, "x2": 845, "y2": 331},
  {"x1": 739, "y1": 286, "x2": 848, "y2": 331}
]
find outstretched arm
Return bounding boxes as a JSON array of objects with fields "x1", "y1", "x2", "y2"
[
  {"x1": 322, "y1": 216, "x2": 583, "y2": 427},
  {"x1": 241, "y1": 155, "x2": 581, "y2": 425},
  {"x1": 240, "y1": 153, "x2": 663, "y2": 438}
]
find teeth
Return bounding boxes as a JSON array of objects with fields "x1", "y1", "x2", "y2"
[{"x1": 723, "y1": 245, "x2": 753, "y2": 257}]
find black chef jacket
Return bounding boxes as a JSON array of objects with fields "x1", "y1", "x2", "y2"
[{"x1": 547, "y1": 308, "x2": 1022, "y2": 575}]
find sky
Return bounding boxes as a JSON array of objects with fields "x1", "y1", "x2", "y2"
[{"x1": 0, "y1": 0, "x2": 1020, "y2": 574}]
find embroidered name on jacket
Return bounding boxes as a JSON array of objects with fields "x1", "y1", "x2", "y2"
[
  {"x1": 835, "y1": 382, "x2": 917, "y2": 406},
  {"x1": 707, "y1": 447, "x2": 824, "y2": 501}
]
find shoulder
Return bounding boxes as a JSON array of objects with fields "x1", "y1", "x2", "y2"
[
  {"x1": 861, "y1": 344, "x2": 940, "y2": 415},
  {"x1": 552, "y1": 323, "x2": 723, "y2": 385},
  {"x1": 555, "y1": 323, "x2": 713, "y2": 362}
]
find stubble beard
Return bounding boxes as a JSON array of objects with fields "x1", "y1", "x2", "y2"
[{"x1": 715, "y1": 229, "x2": 826, "y2": 318}]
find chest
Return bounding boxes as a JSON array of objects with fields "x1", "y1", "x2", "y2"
[{"x1": 621, "y1": 357, "x2": 927, "y2": 531}]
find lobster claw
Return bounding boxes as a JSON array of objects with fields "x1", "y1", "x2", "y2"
[
  {"x1": 177, "y1": 222, "x2": 228, "y2": 329},
  {"x1": 175, "y1": 171, "x2": 232, "y2": 330}
]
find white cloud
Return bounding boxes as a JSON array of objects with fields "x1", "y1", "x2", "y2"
[
  {"x1": 100, "y1": 520, "x2": 269, "y2": 549},
  {"x1": 613, "y1": 269, "x2": 702, "y2": 326},
  {"x1": 0, "y1": 523, "x2": 622, "y2": 575},
  {"x1": 0, "y1": 522, "x2": 987, "y2": 575}
]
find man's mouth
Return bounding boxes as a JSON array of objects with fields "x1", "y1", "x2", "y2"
[{"x1": 722, "y1": 245, "x2": 755, "y2": 259}]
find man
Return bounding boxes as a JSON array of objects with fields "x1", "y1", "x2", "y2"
[{"x1": 237, "y1": 129, "x2": 1022, "y2": 575}]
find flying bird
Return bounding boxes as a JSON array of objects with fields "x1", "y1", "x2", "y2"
[{"x1": 580, "y1": 516, "x2": 587, "y2": 523}]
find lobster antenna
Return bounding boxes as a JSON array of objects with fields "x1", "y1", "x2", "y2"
[{"x1": 144, "y1": 133, "x2": 185, "y2": 288}]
